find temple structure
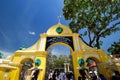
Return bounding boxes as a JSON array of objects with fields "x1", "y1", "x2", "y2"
[{"x1": 0, "y1": 23, "x2": 119, "y2": 80}]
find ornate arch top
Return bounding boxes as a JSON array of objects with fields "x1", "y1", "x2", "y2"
[{"x1": 46, "y1": 23, "x2": 73, "y2": 35}]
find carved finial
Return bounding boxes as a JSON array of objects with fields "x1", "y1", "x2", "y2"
[{"x1": 58, "y1": 15, "x2": 61, "y2": 24}]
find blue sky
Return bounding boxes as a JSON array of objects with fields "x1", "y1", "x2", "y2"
[{"x1": 0, "y1": 0, "x2": 120, "y2": 57}]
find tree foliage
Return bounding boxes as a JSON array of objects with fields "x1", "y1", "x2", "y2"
[
  {"x1": 63, "y1": 0, "x2": 120, "y2": 48},
  {"x1": 48, "y1": 54, "x2": 72, "y2": 70},
  {"x1": 108, "y1": 39, "x2": 120, "y2": 55}
]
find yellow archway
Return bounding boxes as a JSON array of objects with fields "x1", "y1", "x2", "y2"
[
  {"x1": 46, "y1": 43, "x2": 73, "y2": 79},
  {"x1": 0, "y1": 23, "x2": 116, "y2": 80}
]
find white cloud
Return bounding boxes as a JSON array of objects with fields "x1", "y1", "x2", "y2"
[
  {"x1": 28, "y1": 31, "x2": 36, "y2": 35},
  {"x1": 0, "y1": 50, "x2": 13, "y2": 58}
]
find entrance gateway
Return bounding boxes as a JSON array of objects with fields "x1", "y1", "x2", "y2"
[{"x1": 0, "y1": 23, "x2": 112, "y2": 80}]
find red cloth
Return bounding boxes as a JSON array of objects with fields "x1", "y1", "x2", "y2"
[{"x1": 89, "y1": 62, "x2": 96, "y2": 67}]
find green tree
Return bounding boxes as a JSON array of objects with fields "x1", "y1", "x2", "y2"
[
  {"x1": 108, "y1": 39, "x2": 120, "y2": 55},
  {"x1": 49, "y1": 55, "x2": 57, "y2": 69},
  {"x1": 0, "y1": 52, "x2": 2, "y2": 58},
  {"x1": 48, "y1": 54, "x2": 72, "y2": 70},
  {"x1": 63, "y1": 0, "x2": 120, "y2": 48}
]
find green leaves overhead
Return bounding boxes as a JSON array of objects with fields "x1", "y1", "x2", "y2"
[
  {"x1": 108, "y1": 39, "x2": 120, "y2": 55},
  {"x1": 63, "y1": 0, "x2": 120, "y2": 48}
]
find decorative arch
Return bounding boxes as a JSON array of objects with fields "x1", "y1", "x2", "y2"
[
  {"x1": 16, "y1": 23, "x2": 109, "y2": 80},
  {"x1": 46, "y1": 42, "x2": 73, "y2": 52},
  {"x1": 1, "y1": 23, "x2": 110, "y2": 80}
]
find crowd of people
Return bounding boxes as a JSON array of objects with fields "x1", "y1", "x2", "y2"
[
  {"x1": 48, "y1": 70, "x2": 74, "y2": 80},
  {"x1": 79, "y1": 70, "x2": 107, "y2": 80},
  {"x1": 78, "y1": 67, "x2": 120, "y2": 80},
  {"x1": 48, "y1": 68, "x2": 120, "y2": 80}
]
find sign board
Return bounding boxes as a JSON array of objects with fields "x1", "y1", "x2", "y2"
[{"x1": 46, "y1": 36, "x2": 74, "y2": 51}]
